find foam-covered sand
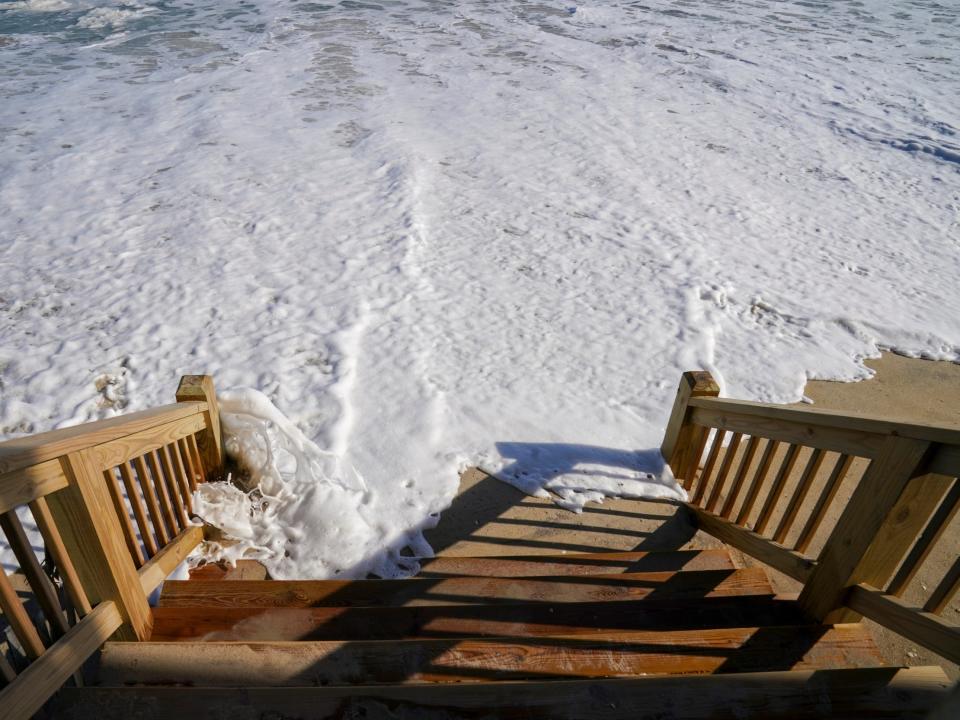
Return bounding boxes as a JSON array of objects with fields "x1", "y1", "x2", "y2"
[{"x1": 1, "y1": 1, "x2": 958, "y2": 578}]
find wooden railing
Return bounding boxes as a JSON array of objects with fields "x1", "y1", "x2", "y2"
[
  {"x1": 663, "y1": 371, "x2": 960, "y2": 667},
  {"x1": 0, "y1": 375, "x2": 223, "y2": 719}
]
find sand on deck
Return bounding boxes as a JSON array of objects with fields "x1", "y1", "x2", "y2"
[{"x1": 427, "y1": 353, "x2": 960, "y2": 678}]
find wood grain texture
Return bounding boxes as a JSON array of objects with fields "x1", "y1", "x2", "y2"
[
  {"x1": 0, "y1": 565, "x2": 46, "y2": 659},
  {"x1": 118, "y1": 461, "x2": 158, "y2": 557},
  {"x1": 0, "y1": 601, "x2": 122, "y2": 720},
  {"x1": 96, "y1": 624, "x2": 884, "y2": 686},
  {"x1": 46, "y1": 451, "x2": 152, "y2": 641},
  {"x1": 660, "y1": 371, "x2": 720, "y2": 479},
  {"x1": 687, "y1": 505, "x2": 816, "y2": 583},
  {"x1": 689, "y1": 395, "x2": 960, "y2": 448},
  {"x1": 157, "y1": 444, "x2": 189, "y2": 528},
  {"x1": 102, "y1": 469, "x2": 146, "y2": 568},
  {"x1": 0, "y1": 459, "x2": 69, "y2": 516},
  {"x1": 0, "y1": 402, "x2": 205, "y2": 476},
  {"x1": 924, "y1": 555, "x2": 960, "y2": 615},
  {"x1": 846, "y1": 584, "x2": 960, "y2": 665},
  {"x1": 146, "y1": 449, "x2": 180, "y2": 537},
  {"x1": 51, "y1": 667, "x2": 951, "y2": 720},
  {"x1": 416, "y1": 549, "x2": 734, "y2": 578},
  {"x1": 0, "y1": 510, "x2": 69, "y2": 638},
  {"x1": 85, "y1": 413, "x2": 207, "y2": 475},
  {"x1": 149, "y1": 596, "x2": 808, "y2": 642},
  {"x1": 29, "y1": 496, "x2": 92, "y2": 616},
  {"x1": 176, "y1": 375, "x2": 224, "y2": 481},
  {"x1": 158, "y1": 568, "x2": 773, "y2": 609},
  {"x1": 799, "y1": 436, "x2": 932, "y2": 623},
  {"x1": 138, "y1": 526, "x2": 204, "y2": 597},
  {"x1": 134, "y1": 455, "x2": 170, "y2": 546}
]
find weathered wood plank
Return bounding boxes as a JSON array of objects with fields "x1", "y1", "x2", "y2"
[
  {"x1": 0, "y1": 402, "x2": 206, "y2": 476},
  {"x1": 416, "y1": 550, "x2": 734, "y2": 578},
  {"x1": 51, "y1": 667, "x2": 951, "y2": 720},
  {"x1": 846, "y1": 584, "x2": 960, "y2": 665},
  {"x1": 149, "y1": 596, "x2": 808, "y2": 642},
  {"x1": 97, "y1": 624, "x2": 883, "y2": 687},
  {"x1": 158, "y1": 568, "x2": 773, "y2": 609},
  {"x1": 0, "y1": 601, "x2": 122, "y2": 720},
  {"x1": 687, "y1": 504, "x2": 816, "y2": 583},
  {"x1": 138, "y1": 526, "x2": 204, "y2": 597}
]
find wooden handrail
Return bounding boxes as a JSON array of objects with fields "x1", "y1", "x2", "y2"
[
  {"x1": 663, "y1": 370, "x2": 960, "y2": 667},
  {"x1": 0, "y1": 375, "x2": 222, "y2": 718}
]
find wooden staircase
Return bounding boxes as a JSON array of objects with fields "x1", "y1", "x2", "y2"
[{"x1": 51, "y1": 548, "x2": 950, "y2": 718}]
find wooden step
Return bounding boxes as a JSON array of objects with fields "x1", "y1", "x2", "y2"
[
  {"x1": 54, "y1": 667, "x2": 951, "y2": 719},
  {"x1": 98, "y1": 625, "x2": 883, "y2": 686},
  {"x1": 149, "y1": 595, "x2": 806, "y2": 641},
  {"x1": 416, "y1": 549, "x2": 734, "y2": 577},
  {"x1": 158, "y1": 567, "x2": 771, "y2": 609}
]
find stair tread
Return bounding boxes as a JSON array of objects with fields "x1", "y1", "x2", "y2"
[
  {"x1": 99, "y1": 624, "x2": 884, "y2": 686},
  {"x1": 54, "y1": 667, "x2": 951, "y2": 719},
  {"x1": 149, "y1": 595, "x2": 805, "y2": 641},
  {"x1": 415, "y1": 549, "x2": 734, "y2": 577},
  {"x1": 158, "y1": 567, "x2": 771, "y2": 608}
]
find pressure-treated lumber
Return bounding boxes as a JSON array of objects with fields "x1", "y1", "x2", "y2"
[
  {"x1": 736, "y1": 438, "x2": 779, "y2": 525},
  {"x1": 118, "y1": 461, "x2": 158, "y2": 557},
  {"x1": 97, "y1": 624, "x2": 883, "y2": 686},
  {"x1": 0, "y1": 565, "x2": 46, "y2": 659},
  {"x1": 46, "y1": 451, "x2": 152, "y2": 641},
  {"x1": 687, "y1": 504, "x2": 815, "y2": 582},
  {"x1": 0, "y1": 402, "x2": 206, "y2": 476},
  {"x1": 176, "y1": 375, "x2": 224, "y2": 479},
  {"x1": 0, "y1": 601, "x2": 122, "y2": 720},
  {"x1": 416, "y1": 549, "x2": 734, "y2": 577},
  {"x1": 795, "y1": 453, "x2": 853, "y2": 553},
  {"x1": 706, "y1": 432, "x2": 742, "y2": 513},
  {"x1": 29, "y1": 496, "x2": 92, "y2": 616},
  {"x1": 799, "y1": 436, "x2": 932, "y2": 623},
  {"x1": 660, "y1": 371, "x2": 720, "y2": 481},
  {"x1": 51, "y1": 667, "x2": 952, "y2": 720},
  {"x1": 133, "y1": 455, "x2": 170, "y2": 546},
  {"x1": 692, "y1": 429, "x2": 726, "y2": 505},
  {"x1": 0, "y1": 459, "x2": 68, "y2": 516},
  {"x1": 0, "y1": 510, "x2": 69, "y2": 639},
  {"x1": 150, "y1": 596, "x2": 808, "y2": 641},
  {"x1": 158, "y1": 568, "x2": 773, "y2": 609},
  {"x1": 138, "y1": 525, "x2": 204, "y2": 597},
  {"x1": 101, "y1": 469, "x2": 146, "y2": 568},
  {"x1": 846, "y1": 584, "x2": 960, "y2": 665},
  {"x1": 721, "y1": 435, "x2": 760, "y2": 518}
]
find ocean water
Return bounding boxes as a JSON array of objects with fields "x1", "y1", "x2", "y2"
[{"x1": 1, "y1": 1, "x2": 958, "y2": 578}]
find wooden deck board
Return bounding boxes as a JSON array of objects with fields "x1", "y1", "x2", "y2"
[
  {"x1": 158, "y1": 567, "x2": 772, "y2": 609},
  {"x1": 99, "y1": 625, "x2": 884, "y2": 686},
  {"x1": 149, "y1": 596, "x2": 807, "y2": 641},
  {"x1": 55, "y1": 667, "x2": 950, "y2": 719}
]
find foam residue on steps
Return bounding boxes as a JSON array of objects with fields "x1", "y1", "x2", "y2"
[{"x1": 192, "y1": 388, "x2": 437, "y2": 580}]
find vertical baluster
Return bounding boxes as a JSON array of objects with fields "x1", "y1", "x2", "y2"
[
  {"x1": 888, "y1": 479, "x2": 960, "y2": 596},
  {"x1": 0, "y1": 566, "x2": 46, "y2": 660},
  {"x1": 795, "y1": 454, "x2": 853, "y2": 554},
  {"x1": 158, "y1": 445, "x2": 189, "y2": 529},
  {"x1": 169, "y1": 442, "x2": 194, "y2": 515},
  {"x1": 925, "y1": 556, "x2": 960, "y2": 614},
  {"x1": 680, "y1": 425, "x2": 711, "y2": 491},
  {"x1": 692, "y1": 429, "x2": 726, "y2": 505},
  {"x1": 774, "y1": 449, "x2": 826, "y2": 545},
  {"x1": 186, "y1": 434, "x2": 206, "y2": 488},
  {"x1": 721, "y1": 436, "x2": 761, "y2": 519},
  {"x1": 134, "y1": 455, "x2": 170, "y2": 546},
  {"x1": 29, "y1": 497, "x2": 92, "y2": 617},
  {"x1": 147, "y1": 449, "x2": 180, "y2": 536},
  {"x1": 118, "y1": 461, "x2": 158, "y2": 557},
  {"x1": 706, "y1": 432, "x2": 743, "y2": 513},
  {"x1": 177, "y1": 437, "x2": 200, "y2": 494},
  {"x1": 736, "y1": 439, "x2": 779, "y2": 526},
  {"x1": 0, "y1": 511, "x2": 69, "y2": 638},
  {"x1": 101, "y1": 469, "x2": 146, "y2": 568},
  {"x1": 755, "y1": 443, "x2": 801, "y2": 535}
]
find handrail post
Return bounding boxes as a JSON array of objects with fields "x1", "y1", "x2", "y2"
[
  {"x1": 798, "y1": 436, "x2": 934, "y2": 623},
  {"x1": 176, "y1": 375, "x2": 224, "y2": 481},
  {"x1": 46, "y1": 450, "x2": 153, "y2": 640},
  {"x1": 661, "y1": 370, "x2": 720, "y2": 482}
]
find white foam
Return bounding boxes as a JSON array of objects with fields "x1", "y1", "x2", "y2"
[{"x1": 1, "y1": 1, "x2": 958, "y2": 578}]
